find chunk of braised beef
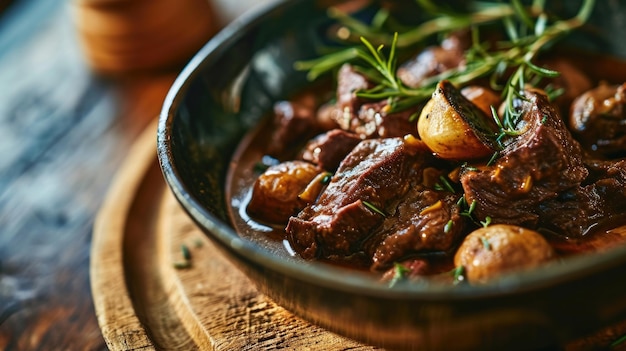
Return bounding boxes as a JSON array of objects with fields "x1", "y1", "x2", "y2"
[
  {"x1": 326, "y1": 64, "x2": 419, "y2": 139},
  {"x1": 535, "y1": 186, "x2": 604, "y2": 238},
  {"x1": 569, "y1": 82, "x2": 626, "y2": 158},
  {"x1": 397, "y1": 31, "x2": 470, "y2": 88},
  {"x1": 286, "y1": 137, "x2": 429, "y2": 260},
  {"x1": 536, "y1": 157, "x2": 626, "y2": 238},
  {"x1": 314, "y1": 101, "x2": 342, "y2": 131},
  {"x1": 584, "y1": 158, "x2": 626, "y2": 215},
  {"x1": 266, "y1": 97, "x2": 324, "y2": 158},
  {"x1": 299, "y1": 129, "x2": 362, "y2": 172},
  {"x1": 460, "y1": 89, "x2": 589, "y2": 234},
  {"x1": 332, "y1": 63, "x2": 373, "y2": 130},
  {"x1": 367, "y1": 188, "x2": 465, "y2": 270},
  {"x1": 354, "y1": 100, "x2": 420, "y2": 139}
]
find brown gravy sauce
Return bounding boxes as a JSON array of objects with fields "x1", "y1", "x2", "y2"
[{"x1": 226, "y1": 49, "x2": 626, "y2": 274}]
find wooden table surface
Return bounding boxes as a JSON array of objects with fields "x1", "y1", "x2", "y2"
[{"x1": 0, "y1": 0, "x2": 266, "y2": 349}]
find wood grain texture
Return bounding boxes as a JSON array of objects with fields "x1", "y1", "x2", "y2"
[
  {"x1": 0, "y1": 2, "x2": 115, "y2": 350},
  {"x1": 90, "y1": 117, "x2": 382, "y2": 350},
  {"x1": 0, "y1": 1, "x2": 176, "y2": 349},
  {"x1": 158, "y1": 188, "x2": 381, "y2": 351},
  {"x1": 91, "y1": 119, "x2": 159, "y2": 351}
]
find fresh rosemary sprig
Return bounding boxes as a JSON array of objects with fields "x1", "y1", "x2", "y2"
[
  {"x1": 294, "y1": 1, "x2": 516, "y2": 80},
  {"x1": 350, "y1": 33, "x2": 435, "y2": 112},
  {"x1": 326, "y1": 1, "x2": 515, "y2": 49},
  {"x1": 487, "y1": 0, "x2": 596, "y2": 144},
  {"x1": 296, "y1": 0, "x2": 596, "y2": 142}
]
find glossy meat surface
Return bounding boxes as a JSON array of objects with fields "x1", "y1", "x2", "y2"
[{"x1": 286, "y1": 137, "x2": 428, "y2": 259}]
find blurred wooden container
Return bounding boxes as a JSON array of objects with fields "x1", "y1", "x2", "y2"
[{"x1": 72, "y1": 0, "x2": 218, "y2": 75}]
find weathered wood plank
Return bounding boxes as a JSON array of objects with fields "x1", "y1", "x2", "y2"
[{"x1": 0, "y1": 1, "x2": 175, "y2": 349}]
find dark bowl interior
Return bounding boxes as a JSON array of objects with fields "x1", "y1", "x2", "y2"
[{"x1": 157, "y1": 1, "x2": 626, "y2": 350}]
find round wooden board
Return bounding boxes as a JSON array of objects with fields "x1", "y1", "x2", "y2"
[
  {"x1": 90, "y1": 119, "x2": 380, "y2": 351},
  {"x1": 91, "y1": 119, "x2": 626, "y2": 351}
]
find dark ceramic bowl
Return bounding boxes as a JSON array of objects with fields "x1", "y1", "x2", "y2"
[{"x1": 157, "y1": 1, "x2": 626, "y2": 350}]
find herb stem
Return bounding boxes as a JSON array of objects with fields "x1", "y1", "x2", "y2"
[
  {"x1": 298, "y1": 0, "x2": 597, "y2": 132},
  {"x1": 315, "y1": 1, "x2": 518, "y2": 76},
  {"x1": 611, "y1": 333, "x2": 626, "y2": 348},
  {"x1": 383, "y1": 3, "x2": 515, "y2": 48}
]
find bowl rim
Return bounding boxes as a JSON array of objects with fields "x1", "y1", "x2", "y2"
[{"x1": 157, "y1": 0, "x2": 626, "y2": 300}]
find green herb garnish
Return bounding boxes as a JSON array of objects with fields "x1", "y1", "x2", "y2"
[
  {"x1": 458, "y1": 196, "x2": 495, "y2": 228},
  {"x1": 481, "y1": 216, "x2": 492, "y2": 228},
  {"x1": 389, "y1": 262, "x2": 410, "y2": 287},
  {"x1": 363, "y1": 200, "x2": 387, "y2": 217},
  {"x1": 480, "y1": 236, "x2": 492, "y2": 250},
  {"x1": 487, "y1": 150, "x2": 500, "y2": 166},
  {"x1": 321, "y1": 172, "x2": 333, "y2": 185},
  {"x1": 611, "y1": 334, "x2": 626, "y2": 348},
  {"x1": 444, "y1": 219, "x2": 454, "y2": 234},
  {"x1": 181, "y1": 244, "x2": 191, "y2": 261},
  {"x1": 451, "y1": 265, "x2": 465, "y2": 285},
  {"x1": 434, "y1": 175, "x2": 456, "y2": 193},
  {"x1": 174, "y1": 244, "x2": 192, "y2": 270},
  {"x1": 173, "y1": 261, "x2": 191, "y2": 269},
  {"x1": 460, "y1": 198, "x2": 477, "y2": 219},
  {"x1": 297, "y1": 0, "x2": 596, "y2": 140}
]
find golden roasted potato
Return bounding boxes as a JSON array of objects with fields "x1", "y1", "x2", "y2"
[
  {"x1": 454, "y1": 224, "x2": 555, "y2": 284},
  {"x1": 247, "y1": 160, "x2": 320, "y2": 224},
  {"x1": 417, "y1": 80, "x2": 499, "y2": 160}
]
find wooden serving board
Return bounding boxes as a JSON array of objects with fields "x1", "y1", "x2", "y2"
[
  {"x1": 91, "y1": 119, "x2": 626, "y2": 351},
  {"x1": 90, "y1": 119, "x2": 379, "y2": 350}
]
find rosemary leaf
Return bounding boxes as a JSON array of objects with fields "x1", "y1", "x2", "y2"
[
  {"x1": 480, "y1": 236, "x2": 492, "y2": 250},
  {"x1": 444, "y1": 220, "x2": 454, "y2": 233},
  {"x1": 181, "y1": 244, "x2": 191, "y2": 261},
  {"x1": 294, "y1": 47, "x2": 360, "y2": 80},
  {"x1": 525, "y1": 60, "x2": 560, "y2": 77},
  {"x1": 451, "y1": 266, "x2": 465, "y2": 285},
  {"x1": 610, "y1": 334, "x2": 626, "y2": 348},
  {"x1": 389, "y1": 262, "x2": 410, "y2": 287},
  {"x1": 512, "y1": 0, "x2": 535, "y2": 30},
  {"x1": 481, "y1": 216, "x2": 492, "y2": 227},
  {"x1": 363, "y1": 200, "x2": 386, "y2": 217}
]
